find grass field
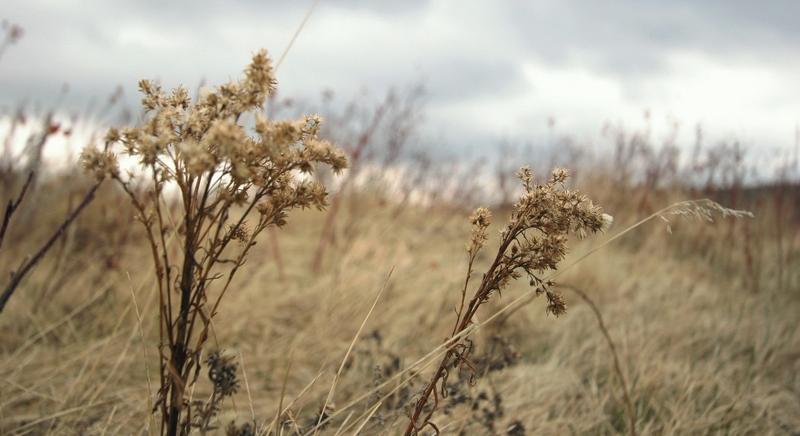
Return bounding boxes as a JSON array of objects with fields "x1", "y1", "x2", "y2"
[
  {"x1": 0, "y1": 21, "x2": 799, "y2": 434},
  {"x1": 1, "y1": 169, "x2": 798, "y2": 434}
]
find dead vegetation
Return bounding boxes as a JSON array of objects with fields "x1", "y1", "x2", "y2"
[{"x1": 0, "y1": 31, "x2": 799, "y2": 436}]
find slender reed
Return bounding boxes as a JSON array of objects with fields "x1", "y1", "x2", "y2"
[{"x1": 560, "y1": 283, "x2": 636, "y2": 436}]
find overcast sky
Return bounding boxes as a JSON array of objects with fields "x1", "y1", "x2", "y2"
[{"x1": 3, "y1": 0, "x2": 800, "y2": 157}]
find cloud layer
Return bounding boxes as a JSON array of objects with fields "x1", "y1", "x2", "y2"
[{"x1": 3, "y1": 0, "x2": 799, "y2": 154}]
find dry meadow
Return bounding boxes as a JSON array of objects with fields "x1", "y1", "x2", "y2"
[{"x1": 0, "y1": 27, "x2": 799, "y2": 436}]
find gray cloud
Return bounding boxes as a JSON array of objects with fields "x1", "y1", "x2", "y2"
[
  {"x1": 2, "y1": 0, "x2": 799, "y2": 152},
  {"x1": 502, "y1": 0, "x2": 800, "y2": 76}
]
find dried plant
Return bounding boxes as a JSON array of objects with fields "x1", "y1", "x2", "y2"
[
  {"x1": 0, "y1": 176, "x2": 101, "y2": 313},
  {"x1": 0, "y1": 67, "x2": 106, "y2": 313},
  {"x1": 225, "y1": 421, "x2": 257, "y2": 436},
  {"x1": 404, "y1": 167, "x2": 606, "y2": 435},
  {"x1": 0, "y1": 172, "x2": 33, "y2": 251},
  {"x1": 560, "y1": 284, "x2": 637, "y2": 436},
  {"x1": 81, "y1": 49, "x2": 346, "y2": 436},
  {"x1": 191, "y1": 351, "x2": 240, "y2": 434}
]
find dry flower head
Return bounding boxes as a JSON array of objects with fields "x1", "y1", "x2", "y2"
[
  {"x1": 406, "y1": 167, "x2": 605, "y2": 435},
  {"x1": 80, "y1": 49, "x2": 347, "y2": 435}
]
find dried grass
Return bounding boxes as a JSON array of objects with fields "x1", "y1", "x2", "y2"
[{"x1": 0, "y1": 24, "x2": 798, "y2": 436}]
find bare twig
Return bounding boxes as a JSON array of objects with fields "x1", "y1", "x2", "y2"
[
  {"x1": 0, "y1": 181, "x2": 101, "y2": 313},
  {"x1": 0, "y1": 171, "x2": 34, "y2": 250}
]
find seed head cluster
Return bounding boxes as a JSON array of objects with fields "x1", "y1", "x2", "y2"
[
  {"x1": 206, "y1": 351, "x2": 240, "y2": 397},
  {"x1": 467, "y1": 207, "x2": 491, "y2": 256},
  {"x1": 79, "y1": 49, "x2": 348, "y2": 435},
  {"x1": 81, "y1": 48, "x2": 346, "y2": 203},
  {"x1": 480, "y1": 166, "x2": 605, "y2": 314},
  {"x1": 79, "y1": 146, "x2": 118, "y2": 182},
  {"x1": 406, "y1": 167, "x2": 605, "y2": 435}
]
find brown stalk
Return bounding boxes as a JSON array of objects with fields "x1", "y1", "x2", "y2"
[
  {"x1": 404, "y1": 169, "x2": 607, "y2": 434},
  {"x1": 0, "y1": 180, "x2": 101, "y2": 313},
  {"x1": 559, "y1": 284, "x2": 637, "y2": 436},
  {"x1": 403, "y1": 226, "x2": 519, "y2": 435},
  {"x1": 0, "y1": 170, "x2": 34, "y2": 250},
  {"x1": 87, "y1": 50, "x2": 347, "y2": 435}
]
